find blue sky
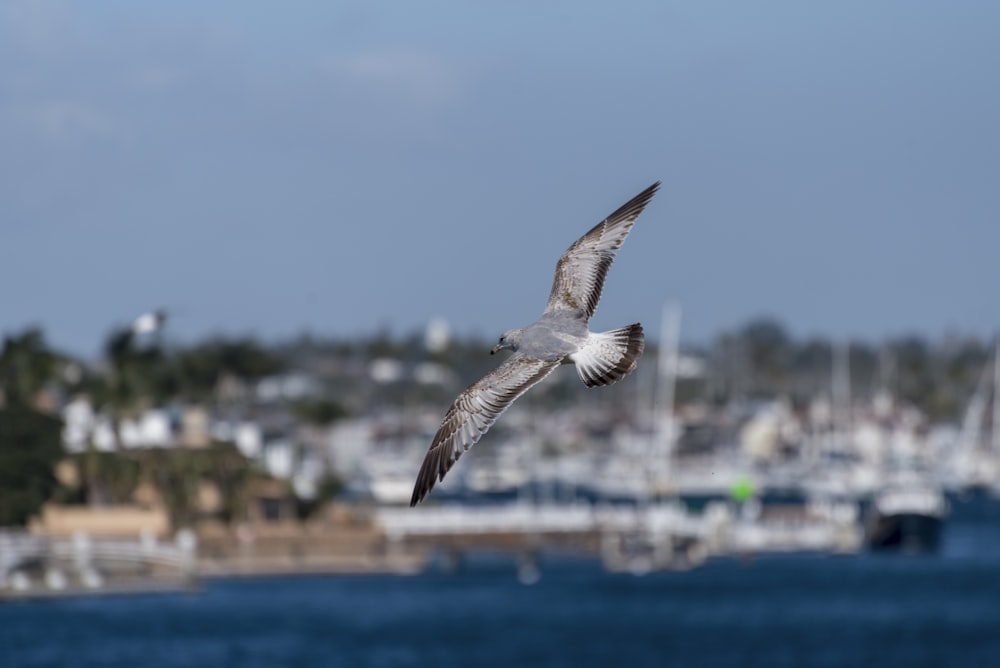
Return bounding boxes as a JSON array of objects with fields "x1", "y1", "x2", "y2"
[{"x1": 2, "y1": 1, "x2": 998, "y2": 356}]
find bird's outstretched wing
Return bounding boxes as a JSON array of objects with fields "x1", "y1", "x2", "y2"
[
  {"x1": 544, "y1": 181, "x2": 660, "y2": 318},
  {"x1": 410, "y1": 354, "x2": 560, "y2": 506}
]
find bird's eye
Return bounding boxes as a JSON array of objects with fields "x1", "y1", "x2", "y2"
[{"x1": 499, "y1": 336, "x2": 505, "y2": 342}]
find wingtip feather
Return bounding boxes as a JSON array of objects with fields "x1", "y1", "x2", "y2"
[{"x1": 606, "y1": 181, "x2": 660, "y2": 225}]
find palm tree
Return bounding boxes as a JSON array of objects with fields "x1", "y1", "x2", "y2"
[
  {"x1": 0, "y1": 328, "x2": 61, "y2": 409},
  {"x1": 0, "y1": 329, "x2": 65, "y2": 525}
]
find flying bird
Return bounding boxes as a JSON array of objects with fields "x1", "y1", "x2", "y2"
[{"x1": 410, "y1": 182, "x2": 660, "y2": 506}]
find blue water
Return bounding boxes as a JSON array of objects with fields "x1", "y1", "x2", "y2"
[{"x1": 3, "y1": 502, "x2": 1000, "y2": 668}]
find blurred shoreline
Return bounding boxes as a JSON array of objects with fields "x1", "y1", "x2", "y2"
[{"x1": 7, "y1": 489, "x2": 1000, "y2": 601}]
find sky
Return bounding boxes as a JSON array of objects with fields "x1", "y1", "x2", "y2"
[{"x1": 2, "y1": 1, "x2": 999, "y2": 357}]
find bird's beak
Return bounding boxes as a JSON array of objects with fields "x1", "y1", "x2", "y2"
[{"x1": 490, "y1": 345, "x2": 501, "y2": 355}]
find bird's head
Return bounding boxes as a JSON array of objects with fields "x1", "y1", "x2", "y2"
[{"x1": 491, "y1": 329, "x2": 523, "y2": 355}]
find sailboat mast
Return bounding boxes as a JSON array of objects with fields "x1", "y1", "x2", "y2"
[
  {"x1": 832, "y1": 341, "x2": 852, "y2": 450},
  {"x1": 654, "y1": 302, "x2": 681, "y2": 484}
]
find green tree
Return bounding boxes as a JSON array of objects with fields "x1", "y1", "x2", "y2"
[
  {"x1": 0, "y1": 330, "x2": 66, "y2": 525},
  {"x1": 173, "y1": 338, "x2": 284, "y2": 402},
  {"x1": 137, "y1": 442, "x2": 257, "y2": 528},
  {"x1": 292, "y1": 397, "x2": 349, "y2": 426},
  {"x1": 88, "y1": 326, "x2": 172, "y2": 451},
  {"x1": 0, "y1": 328, "x2": 61, "y2": 408},
  {"x1": 741, "y1": 318, "x2": 791, "y2": 394},
  {"x1": 0, "y1": 407, "x2": 64, "y2": 526},
  {"x1": 76, "y1": 450, "x2": 142, "y2": 505}
]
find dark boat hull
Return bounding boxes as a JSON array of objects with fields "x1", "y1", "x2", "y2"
[{"x1": 866, "y1": 512, "x2": 942, "y2": 552}]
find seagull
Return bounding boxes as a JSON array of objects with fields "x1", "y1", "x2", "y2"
[{"x1": 410, "y1": 181, "x2": 660, "y2": 506}]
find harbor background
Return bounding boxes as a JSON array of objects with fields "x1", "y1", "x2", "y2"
[
  {"x1": 4, "y1": 319, "x2": 1000, "y2": 667},
  {"x1": 4, "y1": 314, "x2": 1000, "y2": 582}
]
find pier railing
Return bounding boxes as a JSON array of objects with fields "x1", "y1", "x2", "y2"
[
  {"x1": 377, "y1": 501, "x2": 711, "y2": 538},
  {"x1": 375, "y1": 499, "x2": 862, "y2": 571},
  {"x1": 0, "y1": 529, "x2": 196, "y2": 595}
]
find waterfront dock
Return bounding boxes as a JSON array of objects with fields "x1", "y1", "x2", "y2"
[{"x1": 2, "y1": 494, "x2": 869, "y2": 598}]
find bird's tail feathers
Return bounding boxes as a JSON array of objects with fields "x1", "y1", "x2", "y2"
[{"x1": 572, "y1": 323, "x2": 644, "y2": 388}]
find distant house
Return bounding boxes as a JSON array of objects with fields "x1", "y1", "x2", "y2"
[
  {"x1": 120, "y1": 410, "x2": 173, "y2": 448},
  {"x1": 255, "y1": 373, "x2": 320, "y2": 403},
  {"x1": 62, "y1": 396, "x2": 96, "y2": 453},
  {"x1": 62, "y1": 398, "x2": 174, "y2": 451},
  {"x1": 179, "y1": 406, "x2": 211, "y2": 448},
  {"x1": 211, "y1": 420, "x2": 263, "y2": 459}
]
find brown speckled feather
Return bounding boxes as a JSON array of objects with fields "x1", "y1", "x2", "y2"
[
  {"x1": 545, "y1": 182, "x2": 659, "y2": 318},
  {"x1": 410, "y1": 354, "x2": 560, "y2": 506}
]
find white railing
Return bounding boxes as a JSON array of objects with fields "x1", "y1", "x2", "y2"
[
  {"x1": 0, "y1": 529, "x2": 196, "y2": 590},
  {"x1": 376, "y1": 501, "x2": 709, "y2": 539},
  {"x1": 376, "y1": 499, "x2": 862, "y2": 557}
]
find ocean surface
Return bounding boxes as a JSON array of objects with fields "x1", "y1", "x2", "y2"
[{"x1": 3, "y1": 496, "x2": 1000, "y2": 668}]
